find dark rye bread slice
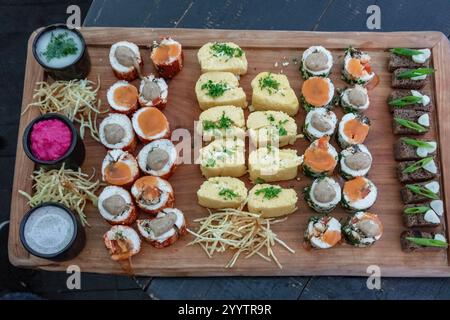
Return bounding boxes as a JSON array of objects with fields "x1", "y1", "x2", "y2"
[
  {"x1": 400, "y1": 180, "x2": 440, "y2": 204},
  {"x1": 392, "y1": 109, "x2": 429, "y2": 135},
  {"x1": 388, "y1": 52, "x2": 430, "y2": 72},
  {"x1": 392, "y1": 68, "x2": 427, "y2": 90},
  {"x1": 394, "y1": 137, "x2": 436, "y2": 161},
  {"x1": 400, "y1": 230, "x2": 447, "y2": 252},
  {"x1": 402, "y1": 203, "x2": 441, "y2": 228},
  {"x1": 397, "y1": 158, "x2": 438, "y2": 183},
  {"x1": 388, "y1": 90, "x2": 432, "y2": 112}
]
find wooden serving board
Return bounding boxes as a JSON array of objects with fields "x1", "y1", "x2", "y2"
[{"x1": 9, "y1": 28, "x2": 450, "y2": 277}]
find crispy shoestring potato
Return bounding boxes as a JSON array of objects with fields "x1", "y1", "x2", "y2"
[
  {"x1": 187, "y1": 208, "x2": 295, "y2": 269},
  {"x1": 23, "y1": 77, "x2": 106, "y2": 142},
  {"x1": 19, "y1": 164, "x2": 102, "y2": 226}
]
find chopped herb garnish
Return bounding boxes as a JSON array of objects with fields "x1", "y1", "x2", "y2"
[
  {"x1": 406, "y1": 184, "x2": 439, "y2": 200},
  {"x1": 201, "y1": 80, "x2": 229, "y2": 97},
  {"x1": 403, "y1": 157, "x2": 433, "y2": 174},
  {"x1": 388, "y1": 95, "x2": 423, "y2": 107},
  {"x1": 255, "y1": 177, "x2": 265, "y2": 184},
  {"x1": 394, "y1": 117, "x2": 427, "y2": 133},
  {"x1": 403, "y1": 138, "x2": 433, "y2": 149},
  {"x1": 205, "y1": 158, "x2": 216, "y2": 168},
  {"x1": 390, "y1": 48, "x2": 423, "y2": 57},
  {"x1": 404, "y1": 206, "x2": 430, "y2": 215},
  {"x1": 42, "y1": 31, "x2": 78, "y2": 62},
  {"x1": 405, "y1": 237, "x2": 448, "y2": 248},
  {"x1": 210, "y1": 42, "x2": 243, "y2": 59},
  {"x1": 255, "y1": 186, "x2": 282, "y2": 200},
  {"x1": 259, "y1": 73, "x2": 281, "y2": 94},
  {"x1": 218, "y1": 188, "x2": 238, "y2": 200},
  {"x1": 114, "y1": 230, "x2": 126, "y2": 240},
  {"x1": 267, "y1": 114, "x2": 275, "y2": 122},
  {"x1": 203, "y1": 112, "x2": 233, "y2": 131},
  {"x1": 396, "y1": 68, "x2": 435, "y2": 79}
]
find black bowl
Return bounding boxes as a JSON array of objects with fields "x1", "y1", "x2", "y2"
[
  {"x1": 32, "y1": 24, "x2": 91, "y2": 80},
  {"x1": 22, "y1": 113, "x2": 85, "y2": 170},
  {"x1": 19, "y1": 202, "x2": 86, "y2": 261}
]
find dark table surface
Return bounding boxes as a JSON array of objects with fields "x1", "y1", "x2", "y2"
[{"x1": 2, "y1": 0, "x2": 450, "y2": 300}]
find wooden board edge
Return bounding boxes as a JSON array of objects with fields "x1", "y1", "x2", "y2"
[
  {"x1": 8, "y1": 29, "x2": 43, "y2": 267},
  {"x1": 432, "y1": 33, "x2": 450, "y2": 265}
]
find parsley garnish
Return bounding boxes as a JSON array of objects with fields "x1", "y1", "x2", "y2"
[
  {"x1": 201, "y1": 80, "x2": 229, "y2": 97},
  {"x1": 210, "y1": 42, "x2": 243, "y2": 59},
  {"x1": 258, "y1": 73, "x2": 281, "y2": 94},
  {"x1": 267, "y1": 115, "x2": 288, "y2": 136},
  {"x1": 203, "y1": 112, "x2": 233, "y2": 131},
  {"x1": 42, "y1": 32, "x2": 78, "y2": 62},
  {"x1": 205, "y1": 158, "x2": 216, "y2": 168},
  {"x1": 255, "y1": 186, "x2": 282, "y2": 200},
  {"x1": 218, "y1": 188, "x2": 238, "y2": 200}
]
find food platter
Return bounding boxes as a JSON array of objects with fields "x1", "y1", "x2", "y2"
[{"x1": 9, "y1": 28, "x2": 450, "y2": 277}]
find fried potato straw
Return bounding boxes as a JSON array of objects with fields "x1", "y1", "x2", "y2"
[
  {"x1": 187, "y1": 209, "x2": 295, "y2": 269},
  {"x1": 23, "y1": 77, "x2": 106, "y2": 142},
  {"x1": 19, "y1": 164, "x2": 101, "y2": 226}
]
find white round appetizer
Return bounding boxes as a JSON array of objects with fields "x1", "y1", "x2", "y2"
[
  {"x1": 131, "y1": 176, "x2": 174, "y2": 214},
  {"x1": 303, "y1": 108, "x2": 337, "y2": 141},
  {"x1": 340, "y1": 85, "x2": 369, "y2": 113},
  {"x1": 137, "y1": 139, "x2": 177, "y2": 179},
  {"x1": 101, "y1": 149, "x2": 139, "y2": 188},
  {"x1": 304, "y1": 177, "x2": 342, "y2": 213},
  {"x1": 304, "y1": 216, "x2": 342, "y2": 249},
  {"x1": 338, "y1": 113, "x2": 371, "y2": 149},
  {"x1": 99, "y1": 113, "x2": 136, "y2": 152},
  {"x1": 106, "y1": 81, "x2": 139, "y2": 115},
  {"x1": 301, "y1": 76, "x2": 335, "y2": 111},
  {"x1": 132, "y1": 106, "x2": 170, "y2": 143},
  {"x1": 138, "y1": 74, "x2": 168, "y2": 109},
  {"x1": 109, "y1": 41, "x2": 142, "y2": 81},
  {"x1": 339, "y1": 144, "x2": 372, "y2": 180},
  {"x1": 98, "y1": 186, "x2": 137, "y2": 226},
  {"x1": 302, "y1": 136, "x2": 338, "y2": 177},
  {"x1": 301, "y1": 46, "x2": 333, "y2": 79},
  {"x1": 342, "y1": 211, "x2": 383, "y2": 247},
  {"x1": 342, "y1": 47, "x2": 375, "y2": 85},
  {"x1": 342, "y1": 176, "x2": 377, "y2": 212},
  {"x1": 137, "y1": 208, "x2": 187, "y2": 248},
  {"x1": 103, "y1": 225, "x2": 141, "y2": 261}
]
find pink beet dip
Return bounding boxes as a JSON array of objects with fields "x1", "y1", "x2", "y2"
[{"x1": 30, "y1": 119, "x2": 72, "y2": 161}]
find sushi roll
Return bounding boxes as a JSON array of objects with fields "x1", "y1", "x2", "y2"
[
  {"x1": 300, "y1": 46, "x2": 333, "y2": 79},
  {"x1": 342, "y1": 176, "x2": 377, "y2": 212},
  {"x1": 103, "y1": 225, "x2": 141, "y2": 261},
  {"x1": 132, "y1": 106, "x2": 170, "y2": 143},
  {"x1": 342, "y1": 47, "x2": 375, "y2": 85},
  {"x1": 138, "y1": 75, "x2": 168, "y2": 109},
  {"x1": 301, "y1": 76, "x2": 335, "y2": 111},
  {"x1": 109, "y1": 41, "x2": 142, "y2": 81},
  {"x1": 303, "y1": 108, "x2": 337, "y2": 141},
  {"x1": 304, "y1": 177, "x2": 341, "y2": 213},
  {"x1": 150, "y1": 37, "x2": 183, "y2": 79},
  {"x1": 337, "y1": 113, "x2": 370, "y2": 149},
  {"x1": 131, "y1": 176, "x2": 174, "y2": 214},
  {"x1": 137, "y1": 139, "x2": 177, "y2": 179},
  {"x1": 342, "y1": 211, "x2": 383, "y2": 247},
  {"x1": 106, "y1": 81, "x2": 139, "y2": 115},
  {"x1": 101, "y1": 149, "x2": 139, "y2": 188},
  {"x1": 302, "y1": 136, "x2": 338, "y2": 177},
  {"x1": 339, "y1": 85, "x2": 369, "y2": 113},
  {"x1": 98, "y1": 186, "x2": 137, "y2": 226},
  {"x1": 99, "y1": 113, "x2": 137, "y2": 152},
  {"x1": 339, "y1": 144, "x2": 372, "y2": 180},
  {"x1": 304, "y1": 216, "x2": 341, "y2": 249},
  {"x1": 137, "y1": 208, "x2": 187, "y2": 249}
]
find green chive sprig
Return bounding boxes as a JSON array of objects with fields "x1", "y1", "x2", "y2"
[
  {"x1": 396, "y1": 68, "x2": 435, "y2": 79},
  {"x1": 394, "y1": 118, "x2": 427, "y2": 132},
  {"x1": 404, "y1": 206, "x2": 430, "y2": 215},
  {"x1": 390, "y1": 48, "x2": 423, "y2": 57},
  {"x1": 403, "y1": 138, "x2": 433, "y2": 149},
  {"x1": 405, "y1": 237, "x2": 448, "y2": 248},
  {"x1": 388, "y1": 95, "x2": 423, "y2": 107},
  {"x1": 403, "y1": 157, "x2": 433, "y2": 174},
  {"x1": 406, "y1": 184, "x2": 439, "y2": 200}
]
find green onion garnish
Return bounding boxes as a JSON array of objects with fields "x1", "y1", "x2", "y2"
[
  {"x1": 403, "y1": 138, "x2": 433, "y2": 149},
  {"x1": 403, "y1": 157, "x2": 433, "y2": 174},
  {"x1": 406, "y1": 184, "x2": 439, "y2": 200},
  {"x1": 201, "y1": 80, "x2": 229, "y2": 97},
  {"x1": 218, "y1": 188, "x2": 238, "y2": 200},
  {"x1": 396, "y1": 68, "x2": 435, "y2": 79},
  {"x1": 394, "y1": 118, "x2": 427, "y2": 132},
  {"x1": 255, "y1": 186, "x2": 282, "y2": 200},
  {"x1": 259, "y1": 73, "x2": 281, "y2": 94},
  {"x1": 404, "y1": 206, "x2": 430, "y2": 215},
  {"x1": 388, "y1": 95, "x2": 423, "y2": 107},
  {"x1": 202, "y1": 112, "x2": 233, "y2": 131},
  {"x1": 405, "y1": 237, "x2": 448, "y2": 248},
  {"x1": 390, "y1": 48, "x2": 423, "y2": 57}
]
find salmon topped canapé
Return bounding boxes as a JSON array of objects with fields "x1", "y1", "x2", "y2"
[
  {"x1": 302, "y1": 136, "x2": 338, "y2": 177},
  {"x1": 304, "y1": 216, "x2": 342, "y2": 249},
  {"x1": 131, "y1": 176, "x2": 174, "y2": 214},
  {"x1": 342, "y1": 176, "x2": 378, "y2": 212},
  {"x1": 131, "y1": 106, "x2": 170, "y2": 143},
  {"x1": 101, "y1": 149, "x2": 139, "y2": 188},
  {"x1": 338, "y1": 113, "x2": 371, "y2": 149},
  {"x1": 301, "y1": 76, "x2": 334, "y2": 111},
  {"x1": 107, "y1": 81, "x2": 139, "y2": 114},
  {"x1": 151, "y1": 37, "x2": 183, "y2": 79}
]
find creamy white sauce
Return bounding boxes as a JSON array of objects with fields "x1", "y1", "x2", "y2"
[
  {"x1": 417, "y1": 114, "x2": 430, "y2": 127},
  {"x1": 425, "y1": 181, "x2": 439, "y2": 194},
  {"x1": 424, "y1": 209, "x2": 440, "y2": 224},
  {"x1": 411, "y1": 90, "x2": 430, "y2": 106},
  {"x1": 411, "y1": 49, "x2": 431, "y2": 64},
  {"x1": 430, "y1": 199, "x2": 444, "y2": 216},
  {"x1": 416, "y1": 141, "x2": 436, "y2": 158}
]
